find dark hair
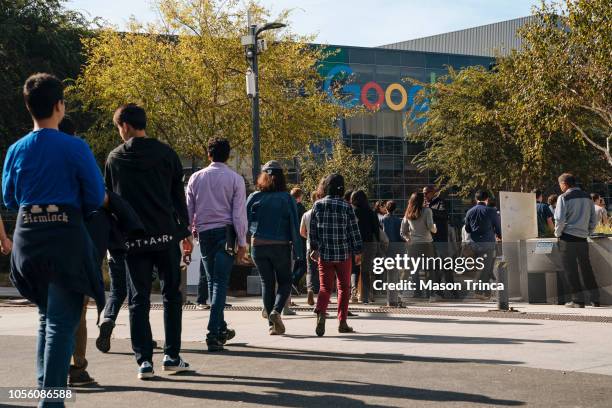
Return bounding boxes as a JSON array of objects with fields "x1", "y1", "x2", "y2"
[
  {"x1": 207, "y1": 137, "x2": 231, "y2": 162},
  {"x1": 256, "y1": 170, "x2": 287, "y2": 192},
  {"x1": 475, "y1": 190, "x2": 489, "y2": 202},
  {"x1": 23, "y1": 73, "x2": 64, "y2": 120},
  {"x1": 405, "y1": 192, "x2": 424, "y2": 220},
  {"x1": 374, "y1": 200, "x2": 387, "y2": 215},
  {"x1": 532, "y1": 189, "x2": 542, "y2": 198},
  {"x1": 547, "y1": 194, "x2": 558, "y2": 206},
  {"x1": 344, "y1": 189, "x2": 353, "y2": 202},
  {"x1": 290, "y1": 187, "x2": 303, "y2": 199},
  {"x1": 591, "y1": 193, "x2": 601, "y2": 202},
  {"x1": 113, "y1": 104, "x2": 146, "y2": 130},
  {"x1": 350, "y1": 190, "x2": 370, "y2": 210},
  {"x1": 385, "y1": 200, "x2": 397, "y2": 214},
  {"x1": 59, "y1": 115, "x2": 76, "y2": 135},
  {"x1": 558, "y1": 173, "x2": 576, "y2": 187},
  {"x1": 318, "y1": 173, "x2": 345, "y2": 198}
]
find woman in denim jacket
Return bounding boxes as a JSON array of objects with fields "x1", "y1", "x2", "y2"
[{"x1": 246, "y1": 161, "x2": 303, "y2": 335}]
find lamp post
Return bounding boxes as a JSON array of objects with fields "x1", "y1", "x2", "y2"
[{"x1": 242, "y1": 19, "x2": 286, "y2": 184}]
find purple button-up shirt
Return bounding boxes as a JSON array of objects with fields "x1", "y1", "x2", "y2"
[{"x1": 186, "y1": 162, "x2": 248, "y2": 246}]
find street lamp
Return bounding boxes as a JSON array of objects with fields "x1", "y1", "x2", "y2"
[{"x1": 242, "y1": 19, "x2": 286, "y2": 184}]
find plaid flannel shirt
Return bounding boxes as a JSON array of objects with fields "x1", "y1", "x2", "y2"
[{"x1": 309, "y1": 196, "x2": 363, "y2": 262}]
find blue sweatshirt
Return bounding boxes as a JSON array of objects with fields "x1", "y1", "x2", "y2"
[
  {"x1": 2, "y1": 128, "x2": 105, "y2": 214},
  {"x1": 464, "y1": 202, "x2": 502, "y2": 243}
]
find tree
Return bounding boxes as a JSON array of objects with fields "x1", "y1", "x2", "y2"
[
  {"x1": 73, "y1": 0, "x2": 353, "y2": 164},
  {"x1": 513, "y1": 0, "x2": 612, "y2": 167},
  {"x1": 299, "y1": 137, "x2": 374, "y2": 206},
  {"x1": 0, "y1": 0, "x2": 92, "y2": 158}
]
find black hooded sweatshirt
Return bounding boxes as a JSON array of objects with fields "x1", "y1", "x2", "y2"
[{"x1": 105, "y1": 137, "x2": 190, "y2": 253}]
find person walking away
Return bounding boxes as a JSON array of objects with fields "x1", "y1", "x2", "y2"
[
  {"x1": 301, "y1": 191, "x2": 320, "y2": 306},
  {"x1": 246, "y1": 161, "x2": 302, "y2": 335},
  {"x1": 534, "y1": 189, "x2": 555, "y2": 238},
  {"x1": 464, "y1": 190, "x2": 502, "y2": 300},
  {"x1": 284, "y1": 187, "x2": 307, "y2": 315},
  {"x1": 105, "y1": 104, "x2": 192, "y2": 379},
  {"x1": 3, "y1": 73, "x2": 105, "y2": 406},
  {"x1": 591, "y1": 193, "x2": 609, "y2": 227},
  {"x1": 350, "y1": 190, "x2": 379, "y2": 304},
  {"x1": 186, "y1": 137, "x2": 247, "y2": 351},
  {"x1": 401, "y1": 192, "x2": 438, "y2": 302},
  {"x1": 310, "y1": 174, "x2": 363, "y2": 336},
  {"x1": 555, "y1": 174, "x2": 600, "y2": 308},
  {"x1": 381, "y1": 200, "x2": 404, "y2": 306}
]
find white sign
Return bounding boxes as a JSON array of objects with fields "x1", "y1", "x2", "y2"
[{"x1": 534, "y1": 241, "x2": 554, "y2": 254}]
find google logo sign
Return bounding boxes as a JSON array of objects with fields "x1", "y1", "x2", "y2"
[{"x1": 323, "y1": 64, "x2": 429, "y2": 119}]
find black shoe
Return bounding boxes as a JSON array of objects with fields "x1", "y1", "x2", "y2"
[
  {"x1": 591, "y1": 302, "x2": 601, "y2": 307},
  {"x1": 206, "y1": 338, "x2": 225, "y2": 352},
  {"x1": 565, "y1": 301, "x2": 585, "y2": 308},
  {"x1": 220, "y1": 328, "x2": 236, "y2": 345},
  {"x1": 68, "y1": 367, "x2": 96, "y2": 387},
  {"x1": 347, "y1": 311, "x2": 358, "y2": 317},
  {"x1": 224, "y1": 303, "x2": 233, "y2": 308},
  {"x1": 315, "y1": 312, "x2": 326, "y2": 337},
  {"x1": 96, "y1": 319, "x2": 114, "y2": 353}
]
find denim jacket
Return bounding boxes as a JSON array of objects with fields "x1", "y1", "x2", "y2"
[{"x1": 246, "y1": 191, "x2": 303, "y2": 260}]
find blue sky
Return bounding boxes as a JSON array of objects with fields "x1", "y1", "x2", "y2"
[{"x1": 67, "y1": 0, "x2": 541, "y2": 47}]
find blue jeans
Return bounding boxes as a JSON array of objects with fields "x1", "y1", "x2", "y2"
[
  {"x1": 199, "y1": 228, "x2": 233, "y2": 339},
  {"x1": 103, "y1": 250, "x2": 127, "y2": 322},
  {"x1": 37, "y1": 283, "x2": 83, "y2": 407}
]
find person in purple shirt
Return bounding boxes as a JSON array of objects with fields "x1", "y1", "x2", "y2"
[{"x1": 186, "y1": 137, "x2": 248, "y2": 351}]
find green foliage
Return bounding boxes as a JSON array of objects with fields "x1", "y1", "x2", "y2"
[
  {"x1": 298, "y1": 138, "x2": 374, "y2": 207},
  {"x1": 0, "y1": 0, "x2": 92, "y2": 157},
  {"x1": 72, "y1": 0, "x2": 354, "y2": 163}
]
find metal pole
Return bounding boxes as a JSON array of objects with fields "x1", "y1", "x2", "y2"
[{"x1": 250, "y1": 24, "x2": 261, "y2": 185}]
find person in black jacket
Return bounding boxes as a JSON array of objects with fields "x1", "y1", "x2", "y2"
[
  {"x1": 105, "y1": 104, "x2": 192, "y2": 380},
  {"x1": 350, "y1": 190, "x2": 380, "y2": 304}
]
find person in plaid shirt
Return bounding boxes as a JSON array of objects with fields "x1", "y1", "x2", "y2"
[{"x1": 309, "y1": 173, "x2": 362, "y2": 336}]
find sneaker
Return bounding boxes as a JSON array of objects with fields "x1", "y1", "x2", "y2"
[
  {"x1": 269, "y1": 310, "x2": 286, "y2": 335},
  {"x1": 591, "y1": 302, "x2": 601, "y2": 307},
  {"x1": 282, "y1": 307, "x2": 297, "y2": 316},
  {"x1": 96, "y1": 318, "x2": 114, "y2": 353},
  {"x1": 315, "y1": 312, "x2": 326, "y2": 337},
  {"x1": 338, "y1": 320, "x2": 354, "y2": 333},
  {"x1": 220, "y1": 328, "x2": 236, "y2": 345},
  {"x1": 347, "y1": 310, "x2": 358, "y2": 317},
  {"x1": 206, "y1": 337, "x2": 225, "y2": 352},
  {"x1": 138, "y1": 361, "x2": 154, "y2": 380},
  {"x1": 307, "y1": 290, "x2": 315, "y2": 306},
  {"x1": 196, "y1": 303, "x2": 210, "y2": 310},
  {"x1": 269, "y1": 326, "x2": 281, "y2": 335},
  {"x1": 565, "y1": 301, "x2": 585, "y2": 308},
  {"x1": 163, "y1": 355, "x2": 190, "y2": 373},
  {"x1": 68, "y1": 368, "x2": 95, "y2": 386}
]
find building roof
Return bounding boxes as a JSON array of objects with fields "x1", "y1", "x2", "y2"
[{"x1": 379, "y1": 16, "x2": 534, "y2": 57}]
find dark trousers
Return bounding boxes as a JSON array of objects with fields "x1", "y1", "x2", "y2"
[
  {"x1": 126, "y1": 246, "x2": 183, "y2": 365},
  {"x1": 104, "y1": 250, "x2": 127, "y2": 322},
  {"x1": 291, "y1": 238, "x2": 307, "y2": 287},
  {"x1": 197, "y1": 259, "x2": 209, "y2": 305},
  {"x1": 559, "y1": 234, "x2": 599, "y2": 304},
  {"x1": 306, "y1": 256, "x2": 320, "y2": 292},
  {"x1": 199, "y1": 228, "x2": 232, "y2": 340},
  {"x1": 252, "y1": 244, "x2": 292, "y2": 322}
]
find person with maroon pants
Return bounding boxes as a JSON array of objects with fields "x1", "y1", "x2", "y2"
[{"x1": 309, "y1": 174, "x2": 363, "y2": 337}]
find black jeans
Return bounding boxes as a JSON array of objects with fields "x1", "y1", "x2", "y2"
[
  {"x1": 126, "y1": 245, "x2": 183, "y2": 365},
  {"x1": 291, "y1": 238, "x2": 307, "y2": 286},
  {"x1": 196, "y1": 259, "x2": 209, "y2": 305},
  {"x1": 252, "y1": 244, "x2": 292, "y2": 323},
  {"x1": 306, "y1": 257, "x2": 320, "y2": 293},
  {"x1": 104, "y1": 250, "x2": 127, "y2": 322},
  {"x1": 559, "y1": 234, "x2": 599, "y2": 304}
]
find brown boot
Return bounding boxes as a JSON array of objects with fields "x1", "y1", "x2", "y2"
[
  {"x1": 307, "y1": 290, "x2": 315, "y2": 306},
  {"x1": 338, "y1": 320, "x2": 354, "y2": 333}
]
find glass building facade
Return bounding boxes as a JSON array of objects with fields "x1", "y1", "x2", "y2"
[{"x1": 316, "y1": 45, "x2": 493, "y2": 221}]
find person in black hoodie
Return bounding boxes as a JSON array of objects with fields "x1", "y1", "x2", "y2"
[
  {"x1": 350, "y1": 190, "x2": 380, "y2": 304},
  {"x1": 105, "y1": 104, "x2": 192, "y2": 380}
]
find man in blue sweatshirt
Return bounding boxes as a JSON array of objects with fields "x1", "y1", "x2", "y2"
[
  {"x1": 2, "y1": 73, "x2": 105, "y2": 407},
  {"x1": 554, "y1": 173, "x2": 599, "y2": 308}
]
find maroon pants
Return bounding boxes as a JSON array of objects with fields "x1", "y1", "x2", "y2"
[{"x1": 315, "y1": 258, "x2": 352, "y2": 321}]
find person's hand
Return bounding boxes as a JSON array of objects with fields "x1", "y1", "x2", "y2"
[
  {"x1": 309, "y1": 250, "x2": 320, "y2": 263},
  {"x1": 236, "y1": 245, "x2": 249, "y2": 264},
  {"x1": 0, "y1": 237, "x2": 12, "y2": 255},
  {"x1": 354, "y1": 253, "x2": 362, "y2": 266}
]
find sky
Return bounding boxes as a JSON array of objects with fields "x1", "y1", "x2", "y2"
[{"x1": 66, "y1": 0, "x2": 542, "y2": 47}]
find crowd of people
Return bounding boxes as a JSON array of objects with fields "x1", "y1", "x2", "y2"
[{"x1": 1, "y1": 72, "x2": 610, "y2": 406}]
